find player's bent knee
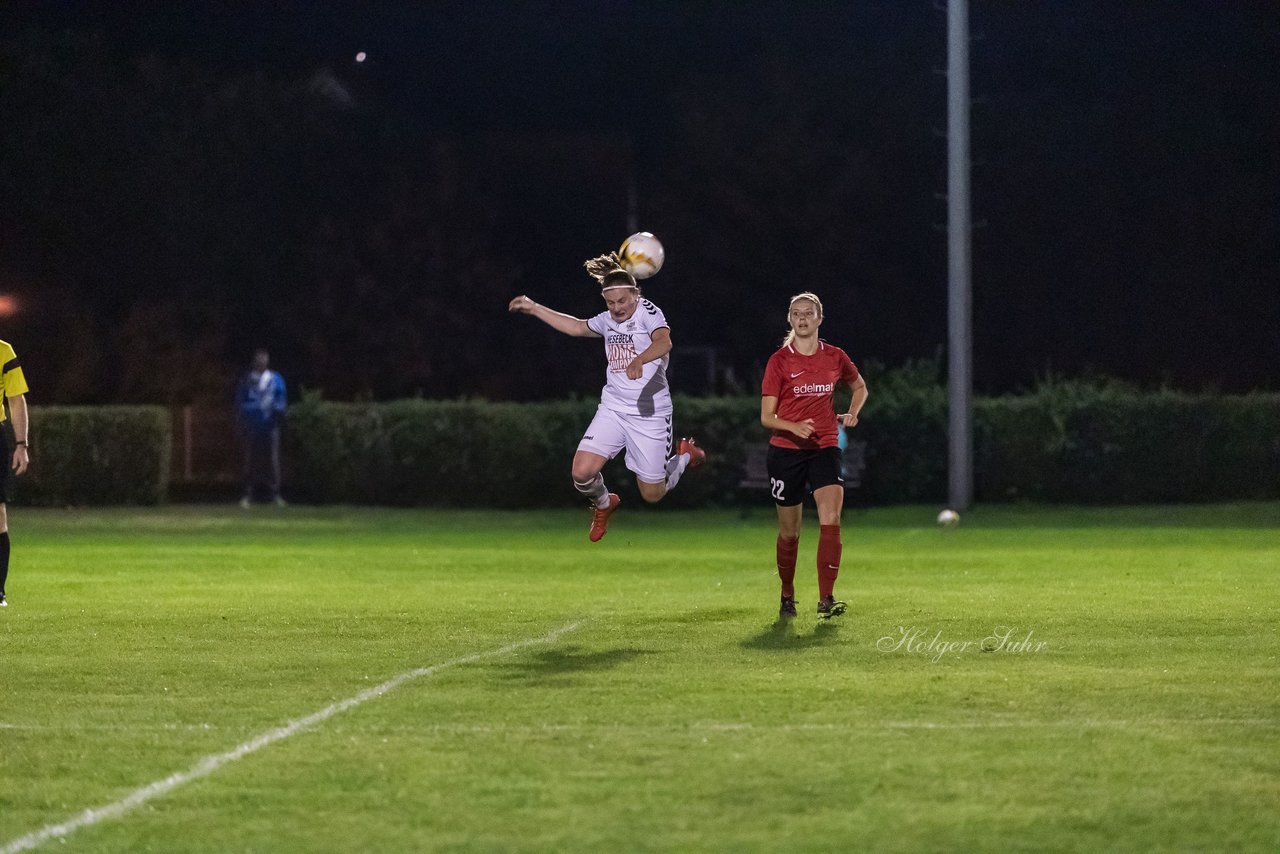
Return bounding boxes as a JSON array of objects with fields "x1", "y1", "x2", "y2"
[
  {"x1": 570, "y1": 464, "x2": 599, "y2": 483},
  {"x1": 637, "y1": 481, "x2": 667, "y2": 503}
]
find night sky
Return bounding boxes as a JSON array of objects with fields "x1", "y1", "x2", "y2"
[{"x1": 1, "y1": 2, "x2": 1277, "y2": 401}]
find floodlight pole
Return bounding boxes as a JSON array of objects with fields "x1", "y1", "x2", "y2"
[{"x1": 947, "y1": 0, "x2": 974, "y2": 510}]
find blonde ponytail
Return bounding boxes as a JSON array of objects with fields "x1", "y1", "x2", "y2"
[
  {"x1": 584, "y1": 251, "x2": 639, "y2": 293},
  {"x1": 583, "y1": 251, "x2": 624, "y2": 282}
]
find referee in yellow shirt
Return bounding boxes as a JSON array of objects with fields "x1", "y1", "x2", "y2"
[{"x1": 0, "y1": 339, "x2": 30, "y2": 607}]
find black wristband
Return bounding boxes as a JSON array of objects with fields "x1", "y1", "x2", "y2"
[{"x1": 14, "y1": 441, "x2": 27, "y2": 447}]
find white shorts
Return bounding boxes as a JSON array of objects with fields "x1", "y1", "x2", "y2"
[{"x1": 577, "y1": 405, "x2": 674, "y2": 484}]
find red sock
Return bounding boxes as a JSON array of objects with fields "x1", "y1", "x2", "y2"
[
  {"x1": 817, "y1": 524, "x2": 842, "y2": 598},
  {"x1": 776, "y1": 536, "x2": 799, "y2": 598}
]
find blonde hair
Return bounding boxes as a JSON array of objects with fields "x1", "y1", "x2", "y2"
[
  {"x1": 583, "y1": 251, "x2": 638, "y2": 292},
  {"x1": 782, "y1": 292, "x2": 823, "y2": 347}
]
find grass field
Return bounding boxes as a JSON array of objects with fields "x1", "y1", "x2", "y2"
[{"x1": 1, "y1": 502, "x2": 1278, "y2": 852}]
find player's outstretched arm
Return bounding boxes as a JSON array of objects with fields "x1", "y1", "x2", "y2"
[{"x1": 508, "y1": 295, "x2": 598, "y2": 338}]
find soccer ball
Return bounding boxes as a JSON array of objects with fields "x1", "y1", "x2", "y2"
[
  {"x1": 937, "y1": 509, "x2": 960, "y2": 527},
  {"x1": 619, "y1": 232, "x2": 665, "y2": 279}
]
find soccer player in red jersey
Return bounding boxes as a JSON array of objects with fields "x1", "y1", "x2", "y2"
[{"x1": 760, "y1": 292, "x2": 868, "y2": 619}]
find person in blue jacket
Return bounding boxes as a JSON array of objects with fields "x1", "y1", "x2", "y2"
[{"x1": 236, "y1": 349, "x2": 287, "y2": 509}]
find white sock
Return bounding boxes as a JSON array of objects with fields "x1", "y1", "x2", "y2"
[
  {"x1": 573, "y1": 473, "x2": 611, "y2": 508},
  {"x1": 664, "y1": 452, "x2": 690, "y2": 492}
]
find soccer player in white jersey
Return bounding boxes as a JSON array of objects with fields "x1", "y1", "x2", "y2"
[{"x1": 508, "y1": 255, "x2": 706, "y2": 541}]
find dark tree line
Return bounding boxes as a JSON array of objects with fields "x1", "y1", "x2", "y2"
[{"x1": 1, "y1": 4, "x2": 1276, "y2": 405}]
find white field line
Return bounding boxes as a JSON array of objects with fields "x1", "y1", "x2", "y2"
[{"x1": 1, "y1": 621, "x2": 580, "y2": 854}]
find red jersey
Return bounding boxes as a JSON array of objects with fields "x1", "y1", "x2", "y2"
[{"x1": 761, "y1": 340, "x2": 861, "y2": 450}]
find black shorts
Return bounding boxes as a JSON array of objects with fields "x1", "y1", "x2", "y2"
[{"x1": 765, "y1": 444, "x2": 844, "y2": 507}]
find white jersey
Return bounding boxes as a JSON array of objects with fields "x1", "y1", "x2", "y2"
[{"x1": 585, "y1": 298, "x2": 673, "y2": 417}]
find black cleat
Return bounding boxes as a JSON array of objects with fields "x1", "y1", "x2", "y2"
[
  {"x1": 0, "y1": 593, "x2": 7, "y2": 608},
  {"x1": 816, "y1": 596, "x2": 847, "y2": 619},
  {"x1": 779, "y1": 596, "x2": 798, "y2": 619}
]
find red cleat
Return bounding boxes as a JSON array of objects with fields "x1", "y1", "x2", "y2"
[
  {"x1": 677, "y1": 437, "x2": 706, "y2": 468},
  {"x1": 588, "y1": 493, "x2": 621, "y2": 542}
]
